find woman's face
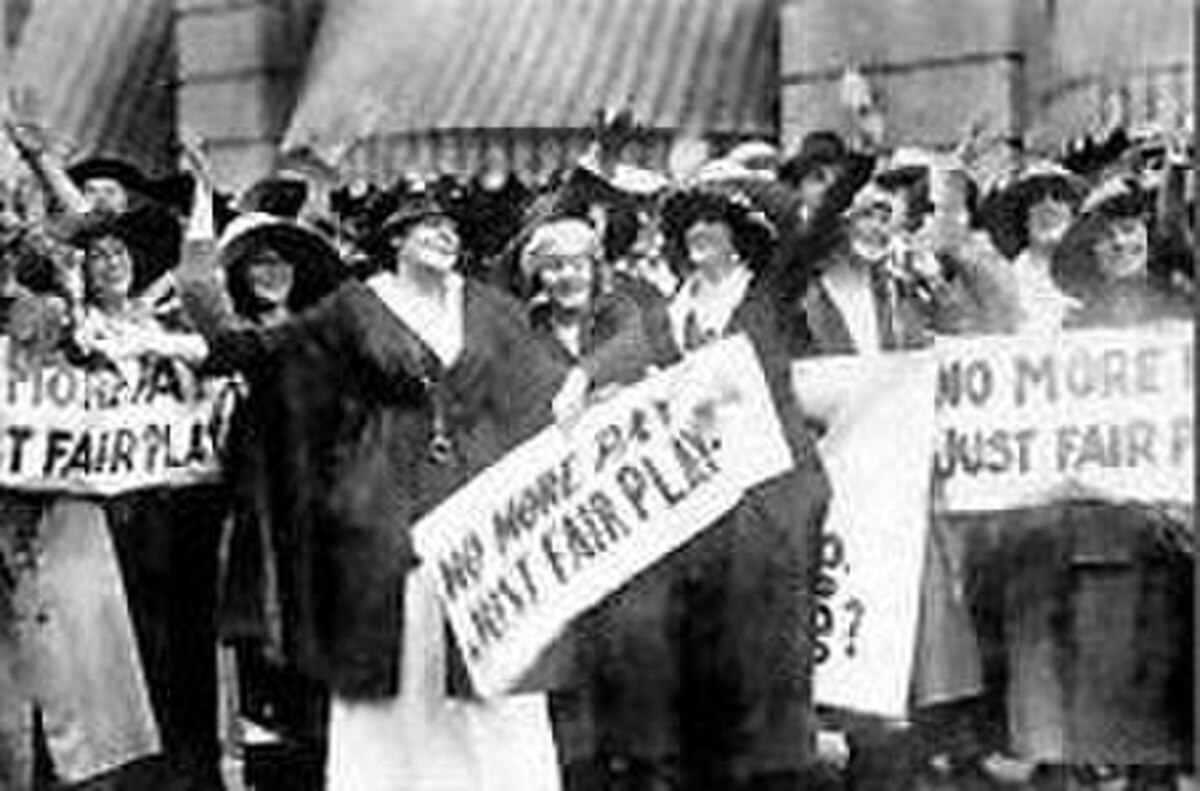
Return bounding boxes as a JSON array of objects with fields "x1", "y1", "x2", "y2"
[
  {"x1": 798, "y1": 164, "x2": 839, "y2": 212},
  {"x1": 539, "y1": 251, "x2": 595, "y2": 313},
  {"x1": 82, "y1": 177, "x2": 130, "y2": 215},
  {"x1": 685, "y1": 220, "x2": 739, "y2": 276},
  {"x1": 396, "y1": 217, "x2": 460, "y2": 274},
  {"x1": 245, "y1": 249, "x2": 295, "y2": 308},
  {"x1": 848, "y1": 195, "x2": 902, "y2": 262},
  {"x1": 1026, "y1": 194, "x2": 1074, "y2": 249},
  {"x1": 85, "y1": 236, "x2": 134, "y2": 302},
  {"x1": 1093, "y1": 216, "x2": 1149, "y2": 281}
]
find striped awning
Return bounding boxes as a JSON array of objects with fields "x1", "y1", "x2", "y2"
[
  {"x1": 2, "y1": 0, "x2": 176, "y2": 176},
  {"x1": 1027, "y1": 0, "x2": 1192, "y2": 150},
  {"x1": 283, "y1": 0, "x2": 779, "y2": 176}
]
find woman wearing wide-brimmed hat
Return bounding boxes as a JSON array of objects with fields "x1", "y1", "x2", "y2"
[
  {"x1": 591, "y1": 184, "x2": 829, "y2": 791},
  {"x1": 659, "y1": 186, "x2": 780, "y2": 349},
  {"x1": 978, "y1": 164, "x2": 1088, "y2": 332},
  {"x1": 150, "y1": 187, "x2": 585, "y2": 791},
  {"x1": 518, "y1": 215, "x2": 663, "y2": 387},
  {"x1": 215, "y1": 213, "x2": 345, "y2": 325},
  {"x1": 208, "y1": 213, "x2": 346, "y2": 791},
  {"x1": 971, "y1": 182, "x2": 1194, "y2": 790},
  {"x1": 0, "y1": 243, "x2": 162, "y2": 790},
  {"x1": 3, "y1": 118, "x2": 194, "y2": 327},
  {"x1": 0, "y1": 198, "x2": 228, "y2": 789},
  {"x1": 515, "y1": 213, "x2": 696, "y2": 791},
  {"x1": 66, "y1": 211, "x2": 243, "y2": 791},
  {"x1": 1050, "y1": 186, "x2": 1192, "y2": 328}
]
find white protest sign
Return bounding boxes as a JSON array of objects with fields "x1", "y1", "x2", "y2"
[
  {"x1": 933, "y1": 324, "x2": 1193, "y2": 511},
  {"x1": 794, "y1": 351, "x2": 938, "y2": 718},
  {"x1": 0, "y1": 340, "x2": 242, "y2": 494},
  {"x1": 791, "y1": 324, "x2": 1194, "y2": 715},
  {"x1": 413, "y1": 334, "x2": 795, "y2": 698}
]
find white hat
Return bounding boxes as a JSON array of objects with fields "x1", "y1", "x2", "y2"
[
  {"x1": 725, "y1": 141, "x2": 781, "y2": 173},
  {"x1": 609, "y1": 164, "x2": 670, "y2": 195},
  {"x1": 520, "y1": 217, "x2": 599, "y2": 279},
  {"x1": 693, "y1": 158, "x2": 758, "y2": 184}
]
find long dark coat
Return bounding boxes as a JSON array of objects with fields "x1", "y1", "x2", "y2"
[
  {"x1": 527, "y1": 289, "x2": 659, "y2": 387},
  {"x1": 553, "y1": 277, "x2": 830, "y2": 790},
  {"x1": 673, "y1": 282, "x2": 830, "y2": 787},
  {"x1": 990, "y1": 276, "x2": 1194, "y2": 765},
  {"x1": 963, "y1": 501, "x2": 1193, "y2": 766},
  {"x1": 182, "y1": 274, "x2": 567, "y2": 699}
]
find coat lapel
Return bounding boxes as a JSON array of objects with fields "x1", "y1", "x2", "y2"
[{"x1": 801, "y1": 280, "x2": 858, "y2": 355}]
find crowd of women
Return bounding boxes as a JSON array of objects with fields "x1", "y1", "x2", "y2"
[{"x1": 0, "y1": 85, "x2": 1193, "y2": 791}]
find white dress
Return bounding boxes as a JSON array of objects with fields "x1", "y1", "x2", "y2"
[
  {"x1": 326, "y1": 273, "x2": 561, "y2": 791},
  {"x1": 1011, "y1": 249, "x2": 1077, "y2": 334},
  {"x1": 1, "y1": 497, "x2": 161, "y2": 786},
  {"x1": 325, "y1": 567, "x2": 561, "y2": 791}
]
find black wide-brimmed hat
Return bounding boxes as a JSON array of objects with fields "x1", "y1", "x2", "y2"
[
  {"x1": 1002, "y1": 171, "x2": 1087, "y2": 216},
  {"x1": 216, "y1": 215, "x2": 344, "y2": 314},
  {"x1": 377, "y1": 193, "x2": 456, "y2": 243},
  {"x1": 67, "y1": 157, "x2": 152, "y2": 197},
  {"x1": 778, "y1": 130, "x2": 848, "y2": 187},
  {"x1": 1049, "y1": 183, "x2": 1155, "y2": 300},
  {"x1": 979, "y1": 166, "x2": 1089, "y2": 258},
  {"x1": 660, "y1": 185, "x2": 778, "y2": 269},
  {"x1": 238, "y1": 175, "x2": 309, "y2": 219},
  {"x1": 67, "y1": 156, "x2": 197, "y2": 217},
  {"x1": 73, "y1": 204, "x2": 182, "y2": 295}
]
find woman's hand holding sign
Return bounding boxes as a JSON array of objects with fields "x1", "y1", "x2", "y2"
[{"x1": 77, "y1": 319, "x2": 208, "y2": 366}]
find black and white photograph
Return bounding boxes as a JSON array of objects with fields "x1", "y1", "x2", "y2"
[{"x1": 0, "y1": 1, "x2": 1193, "y2": 789}]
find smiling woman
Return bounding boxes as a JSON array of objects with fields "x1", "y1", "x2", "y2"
[
  {"x1": 82, "y1": 236, "x2": 136, "y2": 308},
  {"x1": 165, "y1": 192, "x2": 582, "y2": 791}
]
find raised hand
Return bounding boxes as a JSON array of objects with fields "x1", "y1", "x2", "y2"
[
  {"x1": 1096, "y1": 89, "x2": 1128, "y2": 141},
  {"x1": 838, "y1": 66, "x2": 873, "y2": 113},
  {"x1": 954, "y1": 109, "x2": 1003, "y2": 167},
  {"x1": 177, "y1": 128, "x2": 214, "y2": 183},
  {"x1": 840, "y1": 67, "x2": 886, "y2": 151},
  {"x1": 4, "y1": 87, "x2": 53, "y2": 160}
]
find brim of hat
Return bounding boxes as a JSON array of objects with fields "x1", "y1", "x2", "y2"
[
  {"x1": 237, "y1": 177, "x2": 309, "y2": 217},
  {"x1": 219, "y1": 219, "x2": 344, "y2": 311},
  {"x1": 73, "y1": 206, "x2": 182, "y2": 294},
  {"x1": 778, "y1": 152, "x2": 843, "y2": 185},
  {"x1": 659, "y1": 187, "x2": 778, "y2": 269},
  {"x1": 1000, "y1": 173, "x2": 1087, "y2": 212},
  {"x1": 218, "y1": 219, "x2": 340, "y2": 272},
  {"x1": 1085, "y1": 188, "x2": 1154, "y2": 221},
  {"x1": 378, "y1": 207, "x2": 454, "y2": 241},
  {"x1": 700, "y1": 176, "x2": 801, "y2": 235},
  {"x1": 874, "y1": 165, "x2": 928, "y2": 190},
  {"x1": 977, "y1": 173, "x2": 1088, "y2": 258},
  {"x1": 67, "y1": 158, "x2": 151, "y2": 195}
]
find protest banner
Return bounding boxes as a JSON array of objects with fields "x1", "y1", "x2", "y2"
[
  {"x1": 790, "y1": 323, "x2": 1194, "y2": 716},
  {"x1": 412, "y1": 334, "x2": 796, "y2": 698},
  {"x1": 933, "y1": 323, "x2": 1193, "y2": 511},
  {"x1": 793, "y1": 351, "x2": 938, "y2": 718},
  {"x1": 0, "y1": 339, "x2": 243, "y2": 494}
]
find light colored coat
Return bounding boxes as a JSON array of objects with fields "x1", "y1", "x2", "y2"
[{"x1": 0, "y1": 495, "x2": 160, "y2": 789}]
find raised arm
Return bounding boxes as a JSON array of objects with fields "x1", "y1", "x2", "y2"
[
  {"x1": 1151, "y1": 134, "x2": 1194, "y2": 282},
  {"x1": 173, "y1": 236, "x2": 351, "y2": 376},
  {"x1": 4, "y1": 88, "x2": 89, "y2": 216}
]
